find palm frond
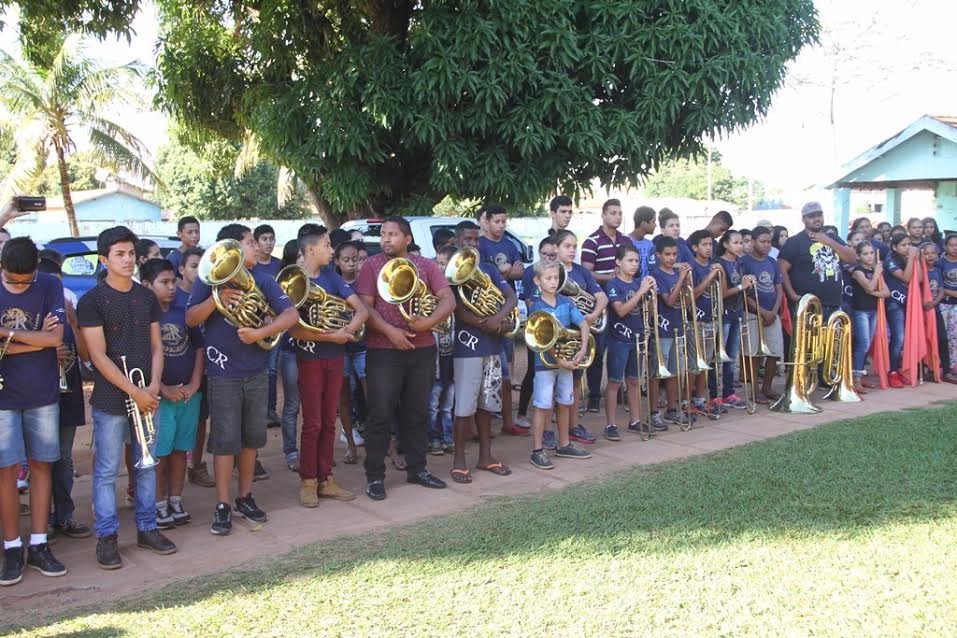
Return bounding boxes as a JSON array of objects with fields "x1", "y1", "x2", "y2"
[
  {"x1": 234, "y1": 130, "x2": 261, "y2": 179},
  {"x1": 88, "y1": 126, "x2": 161, "y2": 187},
  {"x1": 277, "y1": 166, "x2": 298, "y2": 208}
]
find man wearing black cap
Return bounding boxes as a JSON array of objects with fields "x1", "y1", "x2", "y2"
[{"x1": 778, "y1": 201, "x2": 857, "y2": 321}]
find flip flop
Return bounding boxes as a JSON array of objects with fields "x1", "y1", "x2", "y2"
[
  {"x1": 450, "y1": 468, "x2": 472, "y2": 484},
  {"x1": 501, "y1": 425, "x2": 530, "y2": 436},
  {"x1": 477, "y1": 462, "x2": 512, "y2": 476}
]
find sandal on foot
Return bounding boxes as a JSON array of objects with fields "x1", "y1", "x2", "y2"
[
  {"x1": 477, "y1": 462, "x2": 512, "y2": 476},
  {"x1": 450, "y1": 468, "x2": 472, "y2": 484},
  {"x1": 390, "y1": 454, "x2": 407, "y2": 471},
  {"x1": 500, "y1": 425, "x2": 529, "y2": 436},
  {"x1": 344, "y1": 449, "x2": 360, "y2": 464}
]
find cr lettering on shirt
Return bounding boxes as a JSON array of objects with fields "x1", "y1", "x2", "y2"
[
  {"x1": 457, "y1": 330, "x2": 479, "y2": 351},
  {"x1": 614, "y1": 323, "x2": 634, "y2": 340},
  {"x1": 206, "y1": 346, "x2": 229, "y2": 370}
]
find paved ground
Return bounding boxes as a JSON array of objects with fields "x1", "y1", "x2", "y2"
[{"x1": 2, "y1": 368, "x2": 954, "y2": 618}]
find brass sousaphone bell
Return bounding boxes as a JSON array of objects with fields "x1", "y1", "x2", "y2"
[
  {"x1": 276, "y1": 265, "x2": 365, "y2": 340},
  {"x1": 198, "y1": 238, "x2": 282, "y2": 350},
  {"x1": 524, "y1": 310, "x2": 595, "y2": 369},
  {"x1": 377, "y1": 257, "x2": 451, "y2": 335},
  {"x1": 445, "y1": 246, "x2": 522, "y2": 338}
]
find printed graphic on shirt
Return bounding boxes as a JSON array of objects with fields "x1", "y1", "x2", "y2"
[
  {"x1": 809, "y1": 242, "x2": 839, "y2": 283},
  {"x1": 0, "y1": 307, "x2": 37, "y2": 331},
  {"x1": 161, "y1": 322, "x2": 190, "y2": 357}
]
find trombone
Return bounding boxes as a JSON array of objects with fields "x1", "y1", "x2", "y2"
[
  {"x1": 708, "y1": 268, "x2": 732, "y2": 415},
  {"x1": 634, "y1": 286, "x2": 659, "y2": 440},
  {"x1": 679, "y1": 282, "x2": 716, "y2": 424},
  {"x1": 738, "y1": 278, "x2": 774, "y2": 414}
]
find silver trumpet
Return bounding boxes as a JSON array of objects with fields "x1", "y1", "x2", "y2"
[{"x1": 121, "y1": 355, "x2": 158, "y2": 469}]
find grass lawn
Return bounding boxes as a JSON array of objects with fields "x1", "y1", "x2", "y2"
[{"x1": 7, "y1": 404, "x2": 957, "y2": 637}]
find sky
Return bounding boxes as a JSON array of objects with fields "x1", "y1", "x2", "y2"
[{"x1": 1, "y1": 0, "x2": 955, "y2": 204}]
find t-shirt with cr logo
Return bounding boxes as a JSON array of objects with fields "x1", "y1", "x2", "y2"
[
  {"x1": 0, "y1": 273, "x2": 66, "y2": 410},
  {"x1": 604, "y1": 276, "x2": 645, "y2": 342},
  {"x1": 453, "y1": 261, "x2": 510, "y2": 358},
  {"x1": 187, "y1": 270, "x2": 294, "y2": 378},
  {"x1": 288, "y1": 266, "x2": 355, "y2": 360},
  {"x1": 479, "y1": 236, "x2": 521, "y2": 291},
  {"x1": 777, "y1": 230, "x2": 847, "y2": 307}
]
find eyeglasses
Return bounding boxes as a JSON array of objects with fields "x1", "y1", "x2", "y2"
[
  {"x1": 2, "y1": 271, "x2": 37, "y2": 286},
  {"x1": 539, "y1": 251, "x2": 558, "y2": 259}
]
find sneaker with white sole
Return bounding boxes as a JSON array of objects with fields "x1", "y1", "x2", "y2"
[
  {"x1": 723, "y1": 393, "x2": 747, "y2": 409},
  {"x1": 156, "y1": 503, "x2": 175, "y2": 530},
  {"x1": 555, "y1": 443, "x2": 592, "y2": 459}
]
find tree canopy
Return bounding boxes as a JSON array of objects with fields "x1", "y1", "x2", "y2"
[
  {"x1": 155, "y1": 134, "x2": 308, "y2": 222},
  {"x1": 643, "y1": 152, "x2": 774, "y2": 209},
  {"x1": 154, "y1": 0, "x2": 818, "y2": 227}
]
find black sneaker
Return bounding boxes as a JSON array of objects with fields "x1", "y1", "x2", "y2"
[
  {"x1": 235, "y1": 494, "x2": 268, "y2": 523},
  {"x1": 253, "y1": 460, "x2": 270, "y2": 481},
  {"x1": 169, "y1": 500, "x2": 191, "y2": 525},
  {"x1": 137, "y1": 529, "x2": 177, "y2": 555},
  {"x1": 0, "y1": 546, "x2": 24, "y2": 585},
  {"x1": 650, "y1": 412, "x2": 669, "y2": 431},
  {"x1": 555, "y1": 443, "x2": 592, "y2": 459},
  {"x1": 664, "y1": 409, "x2": 690, "y2": 425},
  {"x1": 627, "y1": 420, "x2": 649, "y2": 435},
  {"x1": 586, "y1": 397, "x2": 600, "y2": 413},
  {"x1": 529, "y1": 449, "x2": 553, "y2": 470},
  {"x1": 210, "y1": 503, "x2": 232, "y2": 536},
  {"x1": 366, "y1": 480, "x2": 387, "y2": 501},
  {"x1": 603, "y1": 424, "x2": 622, "y2": 441},
  {"x1": 53, "y1": 519, "x2": 92, "y2": 539},
  {"x1": 96, "y1": 534, "x2": 122, "y2": 570},
  {"x1": 156, "y1": 503, "x2": 175, "y2": 530},
  {"x1": 26, "y1": 542, "x2": 67, "y2": 576}
]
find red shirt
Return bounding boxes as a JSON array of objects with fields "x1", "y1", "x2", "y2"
[{"x1": 355, "y1": 252, "x2": 450, "y2": 350}]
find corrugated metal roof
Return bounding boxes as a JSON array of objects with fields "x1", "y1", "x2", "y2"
[{"x1": 929, "y1": 115, "x2": 957, "y2": 130}]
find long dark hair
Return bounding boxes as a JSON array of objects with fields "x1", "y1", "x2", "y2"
[
  {"x1": 716, "y1": 229, "x2": 741, "y2": 257},
  {"x1": 923, "y1": 217, "x2": 942, "y2": 244},
  {"x1": 279, "y1": 239, "x2": 300, "y2": 270},
  {"x1": 771, "y1": 225, "x2": 788, "y2": 249}
]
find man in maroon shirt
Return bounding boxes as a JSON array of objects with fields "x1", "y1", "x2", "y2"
[{"x1": 354, "y1": 217, "x2": 456, "y2": 500}]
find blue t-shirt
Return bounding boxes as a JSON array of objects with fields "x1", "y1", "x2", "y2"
[
  {"x1": 872, "y1": 239, "x2": 890, "y2": 261},
  {"x1": 435, "y1": 324, "x2": 454, "y2": 382},
  {"x1": 630, "y1": 237, "x2": 655, "y2": 279},
  {"x1": 718, "y1": 257, "x2": 744, "y2": 319},
  {"x1": 187, "y1": 269, "x2": 294, "y2": 378},
  {"x1": 605, "y1": 276, "x2": 644, "y2": 342},
  {"x1": 741, "y1": 255, "x2": 781, "y2": 311},
  {"x1": 167, "y1": 248, "x2": 182, "y2": 273},
  {"x1": 689, "y1": 259, "x2": 715, "y2": 322},
  {"x1": 936, "y1": 257, "x2": 957, "y2": 305},
  {"x1": 651, "y1": 235, "x2": 694, "y2": 264},
  {"x1": 160, "y1": 304, "x2": 203, "y2": 386},
  {"x1": 173, "y1": 286, "x2": 191, "y2": 310},
  {"x1": 479, "y1": 236, "x2": 521, "y2": 290},
  {"x1": 453, "y1": 262, "x2": 510, "y2": 358},
  {"x1": 59, "y1": 317, "x2": 85, "y2": 428},
  {"x1": 884, "y1": 255, "x2": 908, "y2": 307},
  {"x1": 520, "y1": 264, "x2": 537, "y2": 302},
  {"x1": 651, "y1": 266, "x2": 681, "y2": 337},
  {"x1": 288, "y1": 267, "x2": 355, "y2": 360},
  {"x1": 252, "y1": 256, "x2": 282, "y2": 279},
  {"x1": 927, "y1": 264, "x2": 942, "y2": 301},
  {"x1": 0, "y1": 273, "x2": 66, "y2": 410},
  {"x1": 522, "y1": 263, "x2": 601, "y2": 302},
  {"x1": 529, "y1": 296, "x2": 585, "y2": 370}
]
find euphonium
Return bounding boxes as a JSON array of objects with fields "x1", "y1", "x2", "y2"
[
  {"x1": 121, "y1": 355, "x2": 158, "y2": 470},
  {"x1": 822, "y1": 310, "x2": 861, "y2": 403},
  {"x1": 445, "y1": 247, "x2": 522, "y2": 338},
  {"x1": 198, "y1": 239, "x2": 282, "y2": 350},
  {"x1": 276, "y1": 265, "x2": 365, "y2": 340},
  {"x1": 524, "y1": 310, "x2": 595, "y2": 369},
  {"x1": 377, "y1": 257, "x2": 451, "y2": 335},
  {"x1": 557, "y1": 267, "x2": 606, "y2": 334}
]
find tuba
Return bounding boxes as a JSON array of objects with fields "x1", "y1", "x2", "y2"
[
  {"x1": 524, "y1": 310, "x2": 595, "y2": 369},
  {"x1": 121, "y1": 355, "x2": 158, "y2": 470},
  {"x1": 557, "y1": 267, "x2": 606, "y2": 334},
  {"x1": 198, "y1": 239, "x2": 282, "y2": 350},
  {"x1": 276, "y1": 265, "x2": 365, "y2": 341},
  {"x1": 377, "y1": 257, "x2": 451, "y2": 335},
  {"x1": 445, "y1": 247, "x2": 522, "y2": 338},
  {"x1": 770, "y1": 294, "x2": 859, "y2": 414}
]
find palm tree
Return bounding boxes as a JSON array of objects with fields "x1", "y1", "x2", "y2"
[{"x1": 0, "y1": 35, "x2": 156, "y2": 237}]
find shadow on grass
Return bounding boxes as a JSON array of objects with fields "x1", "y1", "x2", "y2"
[{"x1": 6, "y1": 403, "x2": 957, "y2": 633}]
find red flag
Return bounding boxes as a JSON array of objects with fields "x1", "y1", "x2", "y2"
[
  {"x1": 920, "y1": 259, "x2": 941, "y2": 382},
  {"x1": 869, "y1": 277, "x2": 890, "y2": 389},
  {"x1": 900, "y1": 259, "x2": 927, "y2": 387},
  {"x1": 780, "y1": 299, "x2": 792, "y2": 336}
]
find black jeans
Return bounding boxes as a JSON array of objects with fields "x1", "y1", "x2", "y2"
[
  {"x1": 519, "y1": 345, "x2": 536, "y2": 417},
  {"x1": 51, "y1": 425, "x2": 78, "y2": 526},
  {"x1": 585, "y1": 329, "x2": 607, "y2": 401},
  {"x1": 364, "y1": 347, "x2": 435, "y2": 482}
]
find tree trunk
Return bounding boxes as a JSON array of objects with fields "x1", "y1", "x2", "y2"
[
  {"x1": 303, "y1": 181, "x2": 347, "y2": 228},
  {"x1": 54, "y1": 139, "x2": 79, "y2": 237}
]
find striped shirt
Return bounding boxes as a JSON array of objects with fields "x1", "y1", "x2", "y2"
[{"x1": 581, "y1": 227, "x2": 624, "y2": 277}]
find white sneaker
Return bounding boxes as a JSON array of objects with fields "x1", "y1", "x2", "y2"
[
  {"x1": 340, "y1": 431, "x2": 364, "y2": 447},
  {"x1": 515, "y1": 416, "x2": 532, "y2": 429}
]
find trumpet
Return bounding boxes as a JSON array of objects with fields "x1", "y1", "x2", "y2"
[
  {"x1": 121, "y1": 355, "x2": 158, "y2": 470},
  {"x1": 198, "y1": 239, "x2": 282, "y2": 350},
  {"x1": 770, "y1": 294, "x2": 860, "y2": 414},
  {"x1": 445, "y1": 247, "x2": 522, "y2": 338},
  {"x1": 58, "y1": 365, "x2": 70, "y2": 394},
  {"x1": 276, "y1": 265, "x2": 365, "y2": 340},
  {"x1": 524, "y1": 311, "x2": 595, "y2": 369},
  {"x1": 557, "y1": 267, "x2": 606, "y2": 334},
  {"x1": 377, "y1": 257, "x2": 451, "y2": 336}
]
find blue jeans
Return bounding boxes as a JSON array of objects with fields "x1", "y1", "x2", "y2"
[
  {"x1": 51, "y1": 425, "x2": 77, "y2": 526},
  {"x1": 886, "y1": 301, "x2": 905, "y2": 371},
  {"x1": 586, "y1": 329, "x2": 607, "y2": 400},
  {"x1": 851, "y1": 310, "x2": 877, "y2": 375},
  {"x1": 427, "y1": 380, "x2": 454, "y2": 444},
  {"x1": 92, "y1": 408, "x2": 156, "y2": 537},
  {"x1": 721, "y1": 318, "x2": 741, "y2": 399},
  {"x1": 279, "y1": 349, "x2": 300, "y2": 457},
  {"x1": 267, "y1": 347, "x2": 279, "y2": 416}
]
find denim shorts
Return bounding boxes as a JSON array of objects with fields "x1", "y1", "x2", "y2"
[
  {"x1": 155, "y1": 393, "x2": 202, "y2": 457},
  {"x1": 532, "y1": 369, "x2": 574, "y2": 409},
  {"x1": 207, "y1": 373, "x2": 267, "y2": 456},
  {"x1": 0, "y1": 402, "x2": 60, "y2": 467},
  {"x1": 606, "y1": 338, "x2": 640, "y2": 383},
  {"x1": 500, "y1": 339, "x2": 514, "y2": 380},
  {"x1": 343, "y1": 351, "x2": 367, "y2": 380}
]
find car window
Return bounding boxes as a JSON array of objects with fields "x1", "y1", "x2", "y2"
[{"x1": 62, "y1": 253, "x2": 99, "y2": 276}]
